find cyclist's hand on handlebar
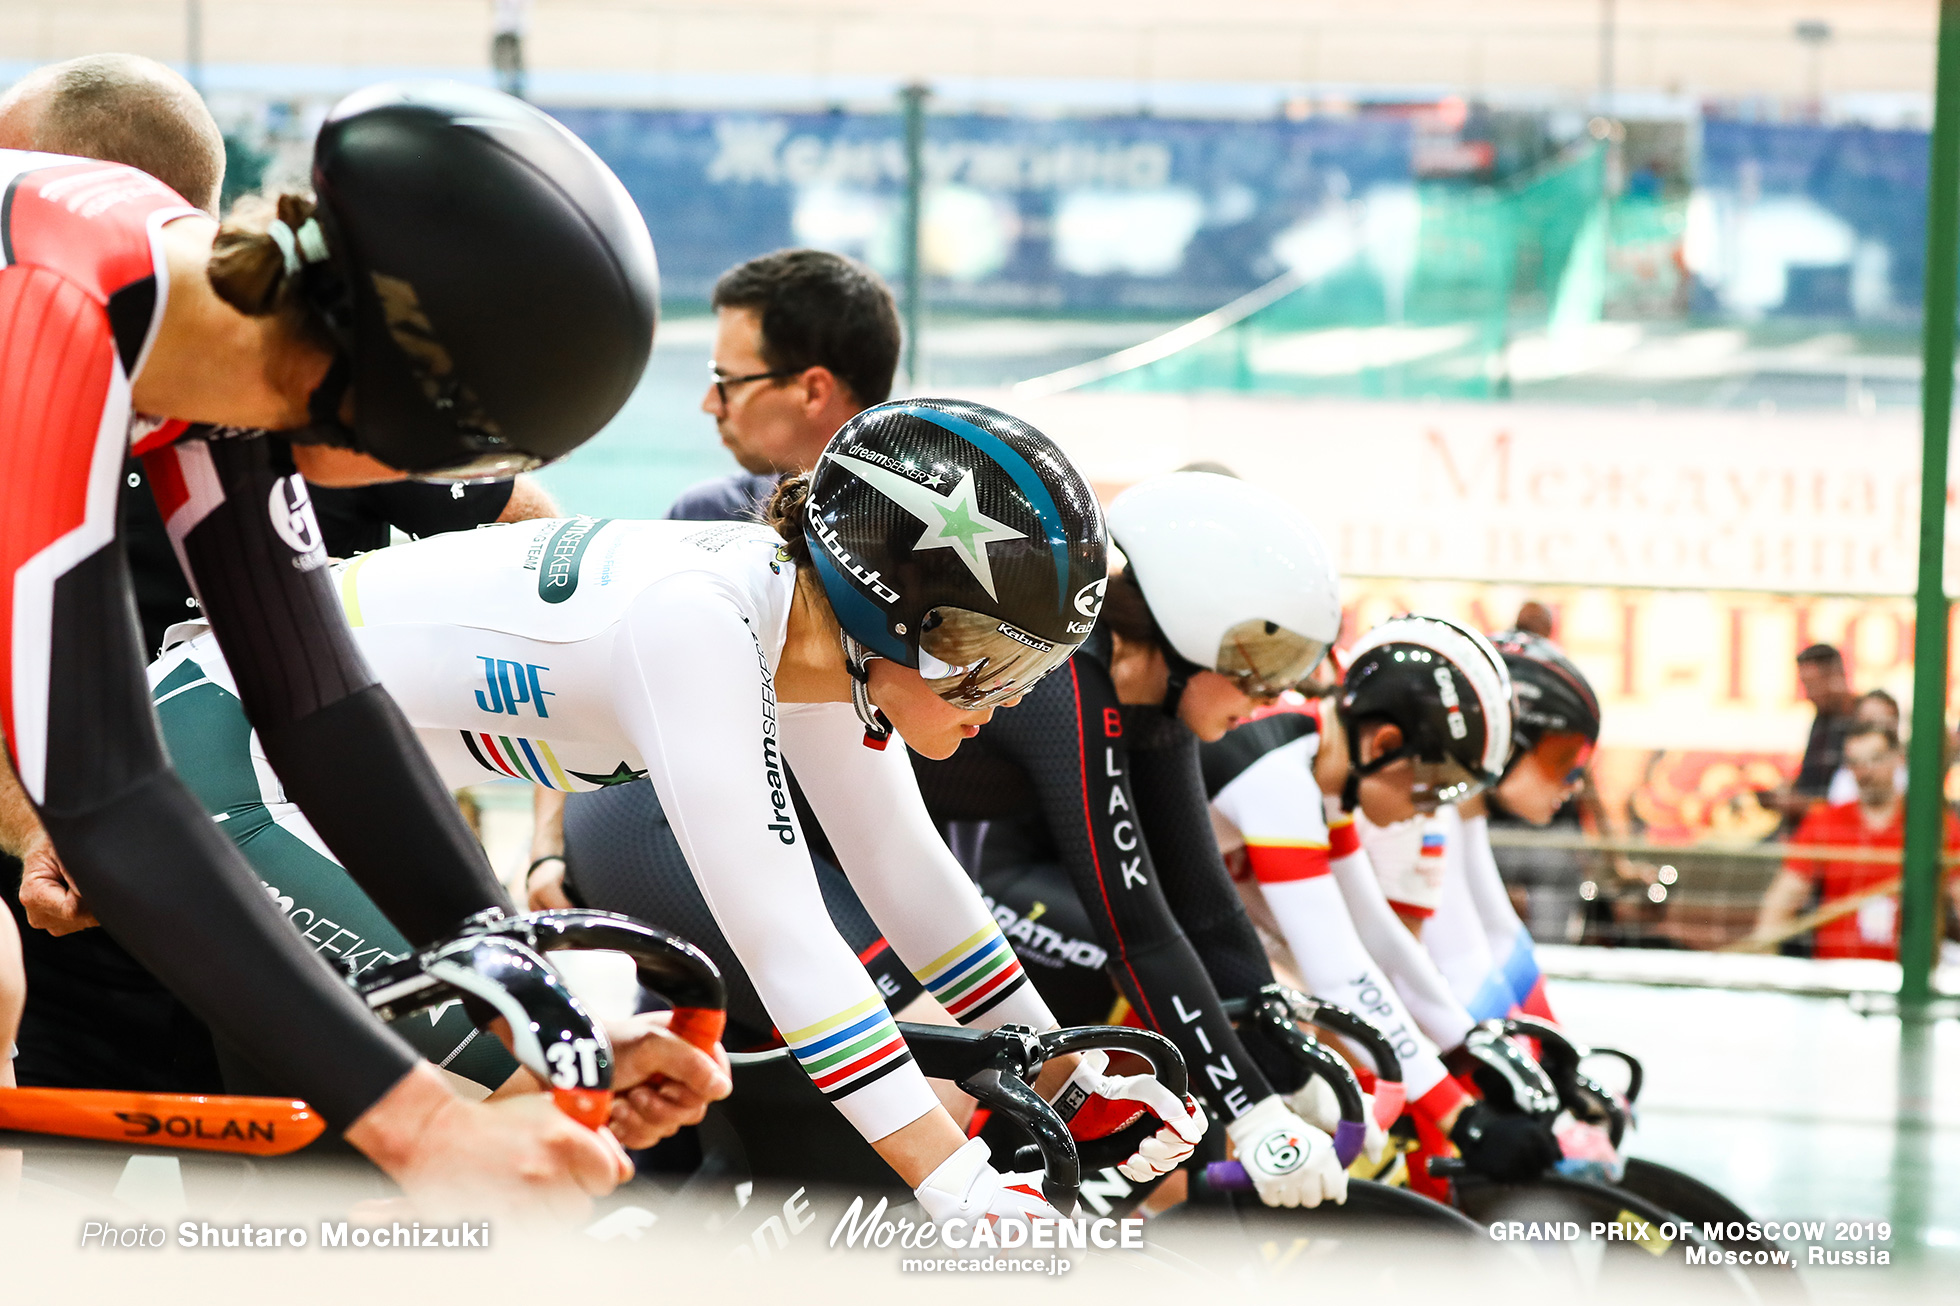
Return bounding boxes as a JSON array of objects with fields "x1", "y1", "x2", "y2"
[
  {"x1": 914, "y1": 1137, "x2": 1065, "y2": 1229},
  {"x1": 18, "y1": 837, "x2": 98, "y2": 936},
  {"x1": 348, "y1": 1063, "x2": 631, "y2": 1221},
  {"x1": 1553, "y1": 1115, "x2": 1624, "y2": 1182},
  {"x1": 602, "y1": 1010, "x2": 733, "y2": 1149},
  {"x1": 1287, "y1": 1075, "x2": 1387, "y2": 1165},
  {"x1": 1052, "y1": 1049, "x2": 1207, "y2": 1182},
  {"x1": 1450, "y1": 1100, "x2": 1560, "y2": 1182},
  {"x1": 1224, "y1": 1095, "x2": 1347, "y2": 1208}
]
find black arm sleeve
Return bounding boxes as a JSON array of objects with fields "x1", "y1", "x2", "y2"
[
  {"x1": 174, "y1": 435, "x2": 508, "y2": 945},
  {"x1": 1126, "y1": 711, "x2": 1277, "y2": 1001},
  {"x1": 1125, "y1": 711, "x2": 1304, "y2": 1094},
  {"x1": 30, "y1": 521, "x2": 415, "y2": 1125},
  {"x1": 916, "y1": 653, "x2": 1275, "y2": 1123}
]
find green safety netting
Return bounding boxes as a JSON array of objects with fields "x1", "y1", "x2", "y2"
[{"x1": 1058, "y1": 145, "x2": 1634, "y2": 400}]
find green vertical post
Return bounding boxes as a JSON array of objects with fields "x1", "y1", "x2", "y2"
[
  {"x1": 1902, "y1": 0, "x2": 1960, "y2": 1009},
  {"x1": 900, "y1": 84, "x2": 929, "y2": 389}
]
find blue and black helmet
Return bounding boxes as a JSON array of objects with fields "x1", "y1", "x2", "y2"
[{"x1": 803, "y1": 398, "x2": 1107, "y2": 714}]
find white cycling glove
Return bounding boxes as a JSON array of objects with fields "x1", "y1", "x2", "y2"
[
  {"x1": 914, "y1": 1137, "x2": 1066, "y2": 1231},
  {"x1": 1225, "y1": 1094, "x2": 1348, "y2": 1209},
  {"x1": 1052, "y1": 1049, "x2": 1208, "y2": 1182},
  {"x1": 1286, "y1": 1073, "x2": 1388, "y2": 1165}
]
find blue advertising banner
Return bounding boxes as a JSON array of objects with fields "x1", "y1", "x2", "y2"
[
  {"x1": 1689, "y1": 120, "x2": 1929, "y2": 321},
  {"x1": 549, "y1": 107, "x2": 1413, "y2": 312}
]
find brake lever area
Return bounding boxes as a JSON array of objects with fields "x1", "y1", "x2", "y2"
[
  {"x1": 361, "y1": 908, "x2": 729, "y2": 1132},
  {"x1": 460, "y1": 908, "x2": 728, "y2": 1053},
  {"x1": 361, "y1": 933, "x2": 614, "y2": 1128},
  {"x1": 1275, "y1": 987, "x2": 1406, "y2": 1089},
  {"x1": 1464, "y1": 1022, "x2": 1560, "y2": 1123},
  {"x1": 893, "y1": 1022, "x2": 1192, "y2": 1215},
  {"x1": 897, "y1": 1023, "x2": 1078, "y2": 1213},
  {"x1": 1037, "y1": 1025, "x2": 1191, "y2": 1175},
  {"x1": 1223, "y1": 988, "x2": 1369, "y2": 1164},
  {"x1": 1499, "y1": 1016, "x2": 1636, "y2": 1146}
]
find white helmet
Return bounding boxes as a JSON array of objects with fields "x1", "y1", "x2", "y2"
[{"x1": 1107, "y1": 472, "x2": 1340, "y2": 698}]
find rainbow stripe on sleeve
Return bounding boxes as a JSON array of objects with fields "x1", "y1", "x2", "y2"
[
  {"x1": 914, "y1": 925, "x2": 1029, "y2": 1024},
  {"x1": 459, "y1": 731, "x2": 577, "y2": 791},
  {"x1": 785, "y1": 996, "x2": 914, "y2": 1101}
]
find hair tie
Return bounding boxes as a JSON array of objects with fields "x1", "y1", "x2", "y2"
[{"x1": 266, "y1": 216, "x2": 329, "y2": 276}]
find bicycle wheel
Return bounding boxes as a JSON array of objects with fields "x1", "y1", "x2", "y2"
[{"x1": 1620, "y1": 1158, "x2": 1807, "y2": 1298}]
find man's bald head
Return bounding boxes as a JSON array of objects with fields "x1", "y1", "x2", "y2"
[{"x1": 0, "y1": 54, "x2": 224, "y2": 214}]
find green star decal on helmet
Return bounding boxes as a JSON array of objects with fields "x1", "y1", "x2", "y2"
[{"x1": 825, "y1": 451, "x2": 1026, "y2": 599}]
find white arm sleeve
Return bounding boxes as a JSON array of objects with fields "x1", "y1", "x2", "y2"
[
  {"x1": 1422, "y1": 809, "x2": 1511, "y2": 1020},
  {"x1": 1460, "y1": 814, "x2": 1545, "y2": 1013},
  {"x1": 1211, "y1": 742, "x2": 1452, "y2": 1099},
  {"x1": 781, "y1": 702, "x2": 1056, "y2": 1033},
  {"x1": 611, "y1": 579, "x2": 937, "y2": 1142},
  {"x1": 1325, "y1": 801, "x2": 1476, "y2": 1051}
]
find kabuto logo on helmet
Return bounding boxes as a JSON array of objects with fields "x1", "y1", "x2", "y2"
[
  {"x1": 824, "y1": 451, "x2": 1027, "y2": 600},
  {"x1": 809, "y1": 511, "x2": 902, "y2": 604},
  {"x1": 1073, "y1": 577, "x2": 1108, "y2": 619}
]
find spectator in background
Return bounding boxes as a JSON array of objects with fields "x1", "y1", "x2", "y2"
[
  {"x1": 1762, "y1": 644, "x2": 1858, "y2": 837},
  {"x1": 1515, "y1": 599, "x2": 1556, "y2": 639},
  {"x1": 1753, "y1": 724, "x2": 1959, "y2": 960},
  {"x1": 527, "y1": 250, "x2": 901, "y2": 913},
  {"x1": 665, "y1": 248, "x2": 900, "y2": 521},
  {"x1": 1826, "y1": 690, "x2": 1905, "y2": 805}
]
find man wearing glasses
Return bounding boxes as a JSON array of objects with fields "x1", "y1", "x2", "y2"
[
  {"x1": 525, "y1": 250, "x2": 909, "y2": 998},
  {"x1": 667, "y1": 249, "x2": 901, "y2": 522}
]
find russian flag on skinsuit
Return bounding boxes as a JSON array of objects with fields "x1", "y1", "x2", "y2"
[
  {"x1": 916, "y1": 925, "x2": 1029, "y2": 1023},
  {"x1": 1465, "y1": 908, "x2": 1524, "y2": 1021},
  {"x1": 1499, "y1": 923, "x2": 1553, "y2": 1018},
  {"x1": 1467, "y1": 969, "x2": 1520, "y2": 1022},
  {"x1": 786, "y1": 996, "x2": 913, "y2": 1101},
  {"x1": 1517, "y1": 975, "x2": 1558, "y2": 1021}
]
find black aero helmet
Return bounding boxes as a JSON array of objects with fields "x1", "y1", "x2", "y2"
[
  {"x1": 1488, "y1": 628, "x2": 1600, "y2": 773},
  {"x1": 298, "y1": 83, "x2": 659, "y2": 480},
  {"x1": 1336, "y1": 615, "x2": 1514, "y2": 812},
  {"x1": 803, "y1": 399, "x2": 1106, "y2": 741}
]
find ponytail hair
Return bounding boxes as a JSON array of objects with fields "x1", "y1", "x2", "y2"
[
  {"x1": 1098, "y1": 567, "x2": 1166, "y2": 653},
  {"x1": 206, "y1": 191, "x2": 337, "y2": 353},
  {"x1": 762, "y1": 473, "x2": 814, "y2": 568}
]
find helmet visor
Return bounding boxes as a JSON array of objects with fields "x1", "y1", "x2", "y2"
[
  {"x1": 410, "y1": 446, "x2": 548, "y2": 484},
  {"x1": 1216, "y1": 618, "x2": 1331, "y2": 700},
  {"x1": 917, "y1": 607, "x2": 1081, "y2": 710},
  {"x1": 1525, "y1": 731, "x2": 1595, "y2": 786},
  {"x1": 1410, "y1": 756, "x2": 1489, "y2": 813}
]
